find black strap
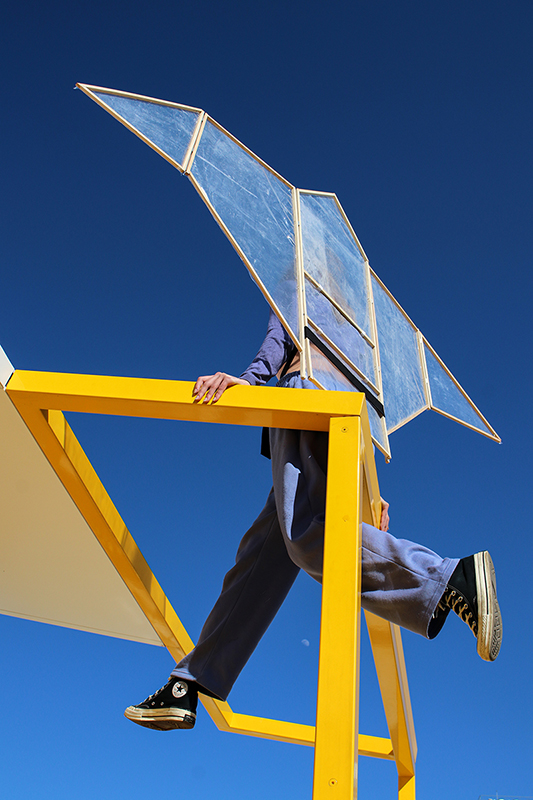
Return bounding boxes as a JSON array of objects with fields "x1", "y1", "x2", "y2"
[{"x1": 260, "y1": 427, "x2": 271, "y2": 459}]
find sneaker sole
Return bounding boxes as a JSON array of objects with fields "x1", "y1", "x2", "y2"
[
  {"x1": 124, "y1": 705, "x2": 196, "y2": 731},
  {"x1": 474, "y1": 551, "x2": 502, "y2": 661}
]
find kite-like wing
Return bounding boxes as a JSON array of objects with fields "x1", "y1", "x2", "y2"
[{"x1": 77, "y1": 84, "x2": 500, "y2": 457}]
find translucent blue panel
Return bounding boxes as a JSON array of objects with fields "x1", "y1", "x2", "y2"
[
  {"x1": 191, "y1": 122, "x2": 298, "y2": 337},
  {"x1": 309, "y1": 346, "x2": 388, "y2": 453},
  {"x1": 93, "y1": 92, "x2": 200, "y2": 169},
  {"x1": 300, "y1": 193, "x2": 371, "y2": 339},
  {"x1": 305, "y1": 279, "x2": 376, "y2": 387},
  {"x1": 371, "y1": 276, "x2": 427, "y2": 432},
  {"x1": 424, "y1": 344, "x2": 493, "y2": 434}
]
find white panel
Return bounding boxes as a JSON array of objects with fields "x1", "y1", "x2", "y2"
[
  {"x1": 0, "y1": 345, "x2": 14, "y2": 388},
  {"x1": 0, "y1": 388, "x2": 161, "y2": 645}
]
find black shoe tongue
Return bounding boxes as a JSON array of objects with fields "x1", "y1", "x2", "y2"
[{"x1": 450, "y1": 555, "x2": 476, "y2": 605}]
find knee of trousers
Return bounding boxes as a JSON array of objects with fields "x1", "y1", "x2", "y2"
[{"x1": 284, "y1": 529, "x2": 324, "y2": 583}]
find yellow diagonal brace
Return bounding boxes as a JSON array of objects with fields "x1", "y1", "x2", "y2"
[
  {"x1": 399, "y1": 774, "x2": 416, "y2": 799},
  {"x1": 365, "y1": 611, "x2": 417, "y2": 777}
]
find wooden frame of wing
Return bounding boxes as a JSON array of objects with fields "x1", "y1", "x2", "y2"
[{"x1": 77, "y1": 85, "x2": 499, "y2": 453}]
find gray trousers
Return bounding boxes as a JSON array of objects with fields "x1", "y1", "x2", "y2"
[{"x1": 172, "y1": 376, "x2": 458, "y2": 700}]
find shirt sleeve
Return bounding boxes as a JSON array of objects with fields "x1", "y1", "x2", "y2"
[{"x1": 240, "y1": 308, "x2": 297, "y2": 386}]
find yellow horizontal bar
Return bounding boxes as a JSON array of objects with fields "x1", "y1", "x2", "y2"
[
  {"x1": 228, "y1": 712, "x2": 315, "y2": 746},
  {"x1": 358, "y1": 734, "x2": 395, "y2": 760},
  {"x1": 205, "y1": 705, "x2": 394, "y2": 758},
  {"x1": 7, "y1": 371, "x2": 365, "y2": 432}
]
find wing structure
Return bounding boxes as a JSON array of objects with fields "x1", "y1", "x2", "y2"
[{"x1": 77, "y1": 84, "x2": 500, "y2": 457}]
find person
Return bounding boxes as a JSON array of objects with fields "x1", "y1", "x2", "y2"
[{"x1": 124, "y1": 309, "x2": 502, "y2": 731}]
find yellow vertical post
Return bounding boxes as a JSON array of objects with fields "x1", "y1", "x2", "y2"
[{"x1": 313, "y1": 415, "x2": 363, "y2": 799}]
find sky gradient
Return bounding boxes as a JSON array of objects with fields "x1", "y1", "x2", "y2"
[{"x1": 1, "y1": 2, "x2": 532, "y2": 798}]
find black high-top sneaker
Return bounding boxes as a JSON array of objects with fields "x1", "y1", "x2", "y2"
[
  {"x1": 436, "y1": 551, "x2": 502, "y2": 661},
  {"x1": 124, "y1": 678, "x2": 198, "y2": 730}
]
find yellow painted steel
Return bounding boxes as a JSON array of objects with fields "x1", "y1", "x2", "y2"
[
  {"x1": 7, "y1": 370, "x2": 364, "y2": 431},
  {"x1": 365, "y1": 612, "x2": 417, "y2": 778},
  {"x1": 398, "y1": 774, "x2": 416, "y2": 799},
  {"x1": 313, "y1": 415, "x2": 363, "y2": 798},
  {"x1": 6, "y1": 370, "x2": 416, "y2": 798}
]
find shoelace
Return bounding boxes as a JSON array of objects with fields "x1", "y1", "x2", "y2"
[
  {"x1": 140, "y1": 680, "x2": 172, "y2": 706},
  {"x1": 438, "y1": 587, "x2": 478, "y2": 637}
]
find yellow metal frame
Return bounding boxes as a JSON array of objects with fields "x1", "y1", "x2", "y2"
[{"x1": 6, "y1": 370, "x2": 416, "y2": 799}]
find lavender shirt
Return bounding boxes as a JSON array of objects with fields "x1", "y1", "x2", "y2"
[{"x1": 240, "y1": 309, "x2": 297, "y2": 386}]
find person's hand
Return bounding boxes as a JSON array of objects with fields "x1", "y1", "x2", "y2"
[
  {"x1": 379, "y1": 498, "x2": 390, "y2": 532},
  {"x1": 193, "y1": 372, "x2": 250, "y2": 404}
]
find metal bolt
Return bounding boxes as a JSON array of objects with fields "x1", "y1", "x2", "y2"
[{"x1": 328, "y1": 779, "x2": 338, "y2": 787}]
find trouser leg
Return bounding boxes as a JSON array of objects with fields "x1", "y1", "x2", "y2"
[
  {"x1": 270, "y1": 427, "x2": 458, "y2": 637},
  {"x1": 173, "y1": 426, "x2": 458, "y2": 701},
  {"x1": 360, "y1": 523, "x2": 457, "y2": 634},
  {"x1": 171, "y1": 489, "x2": 300, "y2": 700}
]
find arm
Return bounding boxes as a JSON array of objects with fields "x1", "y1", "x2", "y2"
[
  {"x1": 193, "y1": 309, "x2": 295, "y2": 403},
  {"x1": 239, "y1": 308, "x2": 296, "y2": 387}
]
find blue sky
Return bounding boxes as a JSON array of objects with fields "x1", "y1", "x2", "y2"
[{"x1": 1, "y1": 1, "x2": 532, "y2": 798}]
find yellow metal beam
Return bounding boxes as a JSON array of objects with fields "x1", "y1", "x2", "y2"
[
  {"x1": 7, "y1": 370, "x2": 365, "y2": 432},
  {"x1": 398, "y1": 774, "x2": 416, "y2": 799},
  {"x1": 313, "y1": 416, "x2": 364, "y2": 798}
]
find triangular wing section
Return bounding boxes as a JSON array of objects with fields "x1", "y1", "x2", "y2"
[
  {"x1": 77, "y1": 84, "x2": 204, "y2": 172},
  {"x1": 422, "y1": 340, "x2": 499, "y2": 439},
  {"x1": 371, "y1": 271, "x2": 500, "y2": 443}
]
